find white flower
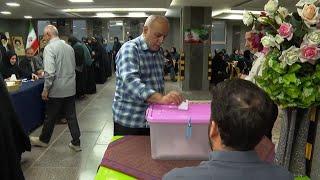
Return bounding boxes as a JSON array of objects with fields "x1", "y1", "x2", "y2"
[
  {"x1": 243, "y1": 11, "x2": 254, "y2": 26},
  {"x1": 279, "y1": 46, "x2": 300, "y2": 66},
  {"x1": 275, "y1": 34, "x2": 285, "y2": 44},
  {"x1": 261, "y1": 34, "x2": 277, "y2": 48},
  {"x1": 275, "y1": 15, "x2": 283, "y2": 24},
  {"x1": 258, "y1": 16, "x2": 268, "y2": 24},
  {"x1": 264, "y1": 0, "x2": 279, "y2": 15},
  {"x1": 297, "y1": 4, "x2": 319, "y2": 28},
  {"x1": 296, "y1": 0, "x2": 318, "y2": 7},
  {"x1": 277, "y1": 7, "x2": 289, "y2": 18},
  {"x1": 304, "y1": 30, "x2": 320, "y2": 45}
]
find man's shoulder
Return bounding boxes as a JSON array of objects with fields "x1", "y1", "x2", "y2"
[
  {"x1": 163, "y1": 166, "x2": 211, "y2": 180},
  {"x1": 120, "y1": 37, "x2": 143, "y2": 52},
  {"x1": 163, "y1": 163, "x2": 294, "y2": 180}
]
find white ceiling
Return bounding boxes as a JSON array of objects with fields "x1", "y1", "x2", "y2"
[{"x1": 0, "y1": 0, "x2": 298, "y2": 19}]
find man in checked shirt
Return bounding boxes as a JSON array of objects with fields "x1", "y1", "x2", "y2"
[{"x1": 112, "y1": 15, "x2": 184, "y2": 135}]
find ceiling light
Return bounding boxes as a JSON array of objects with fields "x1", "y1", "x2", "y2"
[
  {"x1": 6, "y1": 2, "x2": 20, "y2": 7},
  {"x1": 63, "y1": 8, "x2": 167, "y2": 12},
  {"x1": 212, "y1": 9, "x2": 263, "y2": 17},
  {"x1": 1, "y1": 11, "x2": 11, "y2": 15},
  {"x1": 215, "y1": 14, "x2": 244, "y2": 20},
  {"x1": 128, "y1": 12, "x2": 147, "y2": 17},
  {"x1": 24, "y1": 16, "x2": 32, "y2": 19},
  {"x1": 95, "y1": 12, "x2": 116, "y2": 18},
  {"x1": 68, "y1": 0, "x2": 93, "y2": 2}
]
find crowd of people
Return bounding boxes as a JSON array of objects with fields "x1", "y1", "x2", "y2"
[{"x1": 210, "y1": 48, "x2": 254, "y2": 85}]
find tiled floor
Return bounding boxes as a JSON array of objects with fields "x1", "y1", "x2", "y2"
[{"x1": 22, "y1": 76, "x2": 281, "y2": 180}]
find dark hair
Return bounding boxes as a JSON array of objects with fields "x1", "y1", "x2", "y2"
[
  {"x1": 114, "y1": 36, "x2": 119, "y2": 42},
  {"x1": 210, "y1": 79, "x2": 277, "y2": 151},
  {"x1": 128, "y1": 36, "x2": 133, "y2": 40},
  {"x1": 243, "y1": 50, "x2": 251, "y2": 59},
  {"x1": 0, "y1": 32, "x2": 7, "y2": 41},
  {"x1": 68, "y1": 36, "x2": 80, "y2": 47},
  {"x1": 171, "y1": 47, "x2": 177, "y2": 53}
]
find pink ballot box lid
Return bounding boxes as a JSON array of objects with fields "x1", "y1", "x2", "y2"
[{"x1": 146, "y1": 102, "x2": 211, "y2": 124}]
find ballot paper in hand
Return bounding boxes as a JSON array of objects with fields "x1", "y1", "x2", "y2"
[{"x1": 178, "y1": 100, "x2": 189, "y2": 110}]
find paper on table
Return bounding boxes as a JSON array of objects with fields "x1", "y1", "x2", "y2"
[
  {"x1": 10, "y1": 74, "x2": 17, "y2": 81},
  {"x1": 178, "y1": 100, "x2": 189, "y2": 110}
]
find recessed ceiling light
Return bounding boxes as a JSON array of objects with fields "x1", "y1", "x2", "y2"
[
  {"x1": 6, "y1": 2, "x2": 20, "y2": 7},
  {"x1": 128, "y1": 12, "x2": 147, "y2": 17},
  {"x1": 1, "y1": 11, "x2": 11, "y2": 15},
  {"x1": 68, "y1": 0, "x2": 93, "y2": 2},
  {"x1": 24, "y1": 16, "x2": 32, "y2": 19},
  {"x1": 95, "y1": 12, "x2": 116, "y2": 18},
  {"x1": 63, "y1": 8, "x2": 167, "y2": 12}
]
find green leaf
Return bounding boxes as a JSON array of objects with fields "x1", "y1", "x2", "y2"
[
  {"x1": 283, "y1": 73, "x2": 297, "y2": 85},
  {"x1": 288, "y1": 63, "x2": 302, "y2": 73}
]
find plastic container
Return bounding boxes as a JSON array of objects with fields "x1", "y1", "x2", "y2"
[{"x1": 146, "y1": 101, "x2": 211, "y2": 160}]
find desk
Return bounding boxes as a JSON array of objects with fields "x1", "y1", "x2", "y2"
[{"x1": 10, "y1": 79, "x2": 45, "y2": 133}]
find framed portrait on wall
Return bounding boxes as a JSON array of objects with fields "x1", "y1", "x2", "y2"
[
  {"x1": 11, "y1": 36, "x2": 25, "y2": 56},
  {"x1": 3, "y1": 32, "x2": 13, "y2": 50}
]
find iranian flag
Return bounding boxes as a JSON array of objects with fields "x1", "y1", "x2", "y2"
[{"x1": 26, "y1": 22, "x2": 39, "y2": 55}]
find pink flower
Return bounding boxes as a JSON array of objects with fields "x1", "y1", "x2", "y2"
[
  {"x1": 300, "y1": 44, "x2": 320, "y2": 64},
  {"x1": 277, "y1": 23, "x2": 293, "y2": 41},
  {"x1": 262, "y1": 47, "x2": 270, "y2": 54}
]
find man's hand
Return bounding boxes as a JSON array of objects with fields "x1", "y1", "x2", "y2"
[
  {"x1": 32, "y1": 73, "x2": 39, "y2": 80},
  {"x1": 147, "y1": 91, "x2": 184, "y2": 105},
  {"x1": 159, "y1": 91, "x2": 184, "y2": 105},
  {"x1": 42, "y1": 90, "x2": 49, "y2": 101}
]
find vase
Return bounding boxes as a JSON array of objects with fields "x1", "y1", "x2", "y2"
[{"x1": 275, "y1": 108, "x2": 310, "y2": 176}]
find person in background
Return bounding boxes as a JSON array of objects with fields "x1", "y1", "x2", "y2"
[
  {"x1": 0, "y1": 33, "x2": 8, "y2": 64},
  {"x1": 0, "y1": 74, "x2": 31, "y2": 180},
  {"x1": 19, "y1": 48, "x2": 44, "y2": 77},
  {"x1": 230, "y1": 49, "x2": 239, "y2": 61},
  {"x1": 81, "y1": 39, "x2": 96, "y2": 95},
  {"x1": 127, "y1": 35, "x2": 134, "y2": 41},
  {"x1": 221, "y1": 49, "x2": 230, "y2": 62},
  {"x1": 211, "y1": 50, "x2": 227, "y2": 85},
  {"x1": 112, "y1": 36, "x2": 122, "y2": 71},
  {"x1": 237, "y1": 50, "x2": 252, "y2": 75},
  {"x1": 170, "y1": 46, "x2": 180, "y2": 74},
  {"x1": 92, "y1": 37, "x2": 107, "y2": 84},
  {"x1": 163, "y1": 79, "x2": 293, "y2": 180},
  {"x1": 113, "y1": 15, "x2": 184, "y2": 136},
  {"x1": 0, "y1": 51, "x2": 38, "y2": 80},
  {"x1": 68, "y1": 36, "x2": 87, "y2": 99},
  {"x1": 164, "y1": 49, "x2": 177, "y2": 82},
  {"x1": 29, "y1": 25, "x2": 81, "y2": 152}
]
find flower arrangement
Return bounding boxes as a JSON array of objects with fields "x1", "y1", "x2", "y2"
[{"x1": 243, "y1": 0, "x2": 320, "y2": 108}]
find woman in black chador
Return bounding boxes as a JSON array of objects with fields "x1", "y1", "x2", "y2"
[{"x1": 0, "y1": 74, "x2": 31, "y2": 180}]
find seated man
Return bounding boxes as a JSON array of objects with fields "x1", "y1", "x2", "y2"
[
  {"x1": 163, "y1": 79, "x2": 293, "y2": 180},
  {"x1": 19, "y1": 48, "x2": 44, "y2": 76}
]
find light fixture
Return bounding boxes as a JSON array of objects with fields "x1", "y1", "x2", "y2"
[
  {"x1": 218, "y1": 14, "x2": 244, "y2": 20},
  {"x1": 6, "y1": 2, "x2": 20, "y2": 7},
  {"x1": 63, "y1": 8, "x2": 167, "y2": 12},
  {"x1": 1, "y1": 11, "x2": 11, "y2": 15},
  {"x1": 212, "y1": 9, "x2": 263, "y2": 17},
  {"x1": 95, "y1": 12, "x2": 116, "y2": 18},
  {"x1": 24, "y1": 15, "x2": 32, "y2": 19},
  {"x1": 95, "y1": 12, "x2": 149, "y2": 18},
  {"x1": 68, "y1": 0, "x2": 93, "y2": 2},
  {"x1": 128, "y1": 12, "x2": 147, "y2": 17}
]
